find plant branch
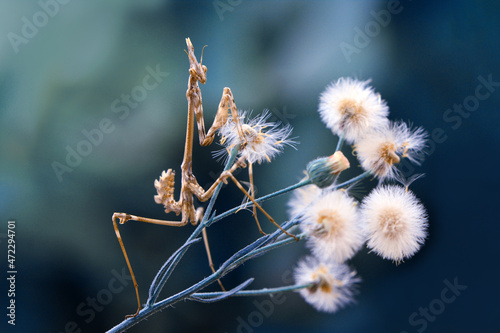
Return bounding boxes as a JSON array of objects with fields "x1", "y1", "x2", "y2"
[{"x1": 191, "y1": 282, "x2": 313, "y2": 299}]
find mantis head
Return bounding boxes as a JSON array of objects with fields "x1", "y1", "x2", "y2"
[{"x1": 185, "y1": 37, "x2": 207, "y2": 84}]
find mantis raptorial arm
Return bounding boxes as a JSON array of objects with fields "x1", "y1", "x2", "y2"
[{"x1": 184, "y1": 38, "x2": 244, "y2": 148}]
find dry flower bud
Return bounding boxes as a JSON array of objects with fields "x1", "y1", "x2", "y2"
[{"x1": 306, "y1": 151, "x2": 350, "y2": 188}]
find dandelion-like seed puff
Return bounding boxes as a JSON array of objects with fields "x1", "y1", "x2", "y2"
[
  {"x1": 300, "y1": 190, "x2": 365, "y2": 263},
  {"x1": 217, "y1": 110, "x2": 295, "y2": 164},
  {"x1": 318, "y1": 77, "x2": 389, "y2": 143},
  {"x1": 294, "y1": 256, "x2": 360, "y2": 313},
  {"x1": 355, "y1": 121, "x2": 427, "y2": 180},
  {"x1": 360, "y1": 185, "x2": 428, "y2": 263}
]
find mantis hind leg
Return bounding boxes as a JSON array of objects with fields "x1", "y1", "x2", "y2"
[
  {"x1": 112, "y1": 213, "x2": 142, "y2": 318},
  {"x1": 226, "y1": 172, "x2": 299, "y2": 241},
  {"x1": 248, "y1": 162, "x2": 266, "y2": 235},
  {"x1": 112, "y1": 213, "x2": 190, "y2": 318}
]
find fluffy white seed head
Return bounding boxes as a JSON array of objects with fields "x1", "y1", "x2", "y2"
[
  {"x1": 300, "y1": 190, "x2": 365, "y2": 263},
  {"x1": 294, "y1": 256, "x2": 360, "y2": 313},
  {"x1": 318, "y1": 77, "x2": 389, "y2": 143},
  {"x1": 355, "y1": 121, "x2": 427, "y2": 180},
  {"x1": 217, "y1": 110, "x2": 295, "y2": 164},
  {"x1": 360, "y1": 185, "x2": 428, "y2": 263}
]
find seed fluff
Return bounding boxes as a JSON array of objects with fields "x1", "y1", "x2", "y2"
[
  {"x1": 215, "y1": 110, "x2": 296, "y2": 164},
  {"x1": 355, "y1": 121, "x2": 427, "y2": 180},
  {"x1": 360, "y1": 185, "x2": 428, "y2": 263},
  {"x1": 318, "y1": 77, "x2": 389, "y2": 143},
  {"x1": 300, "y1": 190, "x2": 365, "y2": 263},
  {"x1": 294, "y1": 256, "x2": 360, "y2": 313}
]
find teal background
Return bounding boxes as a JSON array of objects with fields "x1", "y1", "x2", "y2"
[{"x1": 1, "y1": 1, "x2": 499, "y2": 332}]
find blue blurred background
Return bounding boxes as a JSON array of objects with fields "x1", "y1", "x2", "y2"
[{"x1": 1, "y1": 0, "x2": 499, "y2": 332}]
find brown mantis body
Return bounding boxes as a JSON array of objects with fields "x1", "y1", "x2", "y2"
[
  {"x1": 112, "y1": 38, "x2": 256, "y2": 318},
  {"x1": 112, "y1": 38, "x2": 294, "y2": 318}
]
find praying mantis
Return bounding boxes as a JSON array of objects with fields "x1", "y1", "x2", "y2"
[{"x1": 112, "y1": 38, "x2": 291, "y2": 318}]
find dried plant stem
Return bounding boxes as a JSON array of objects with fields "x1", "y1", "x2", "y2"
[
  {"x1": 191, "y1": 282, "x2": 314, "y2": 299},
  {"x1": 107, "y1": 215, "x2": 305, "y2": 333},
  {"x1": 108, "y1": 168, "x2": 372, "y2": 332}
]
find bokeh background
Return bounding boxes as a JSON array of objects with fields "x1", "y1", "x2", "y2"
[{"x1": 1, "y1": 1, "x2": 499, "y2": 332}]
